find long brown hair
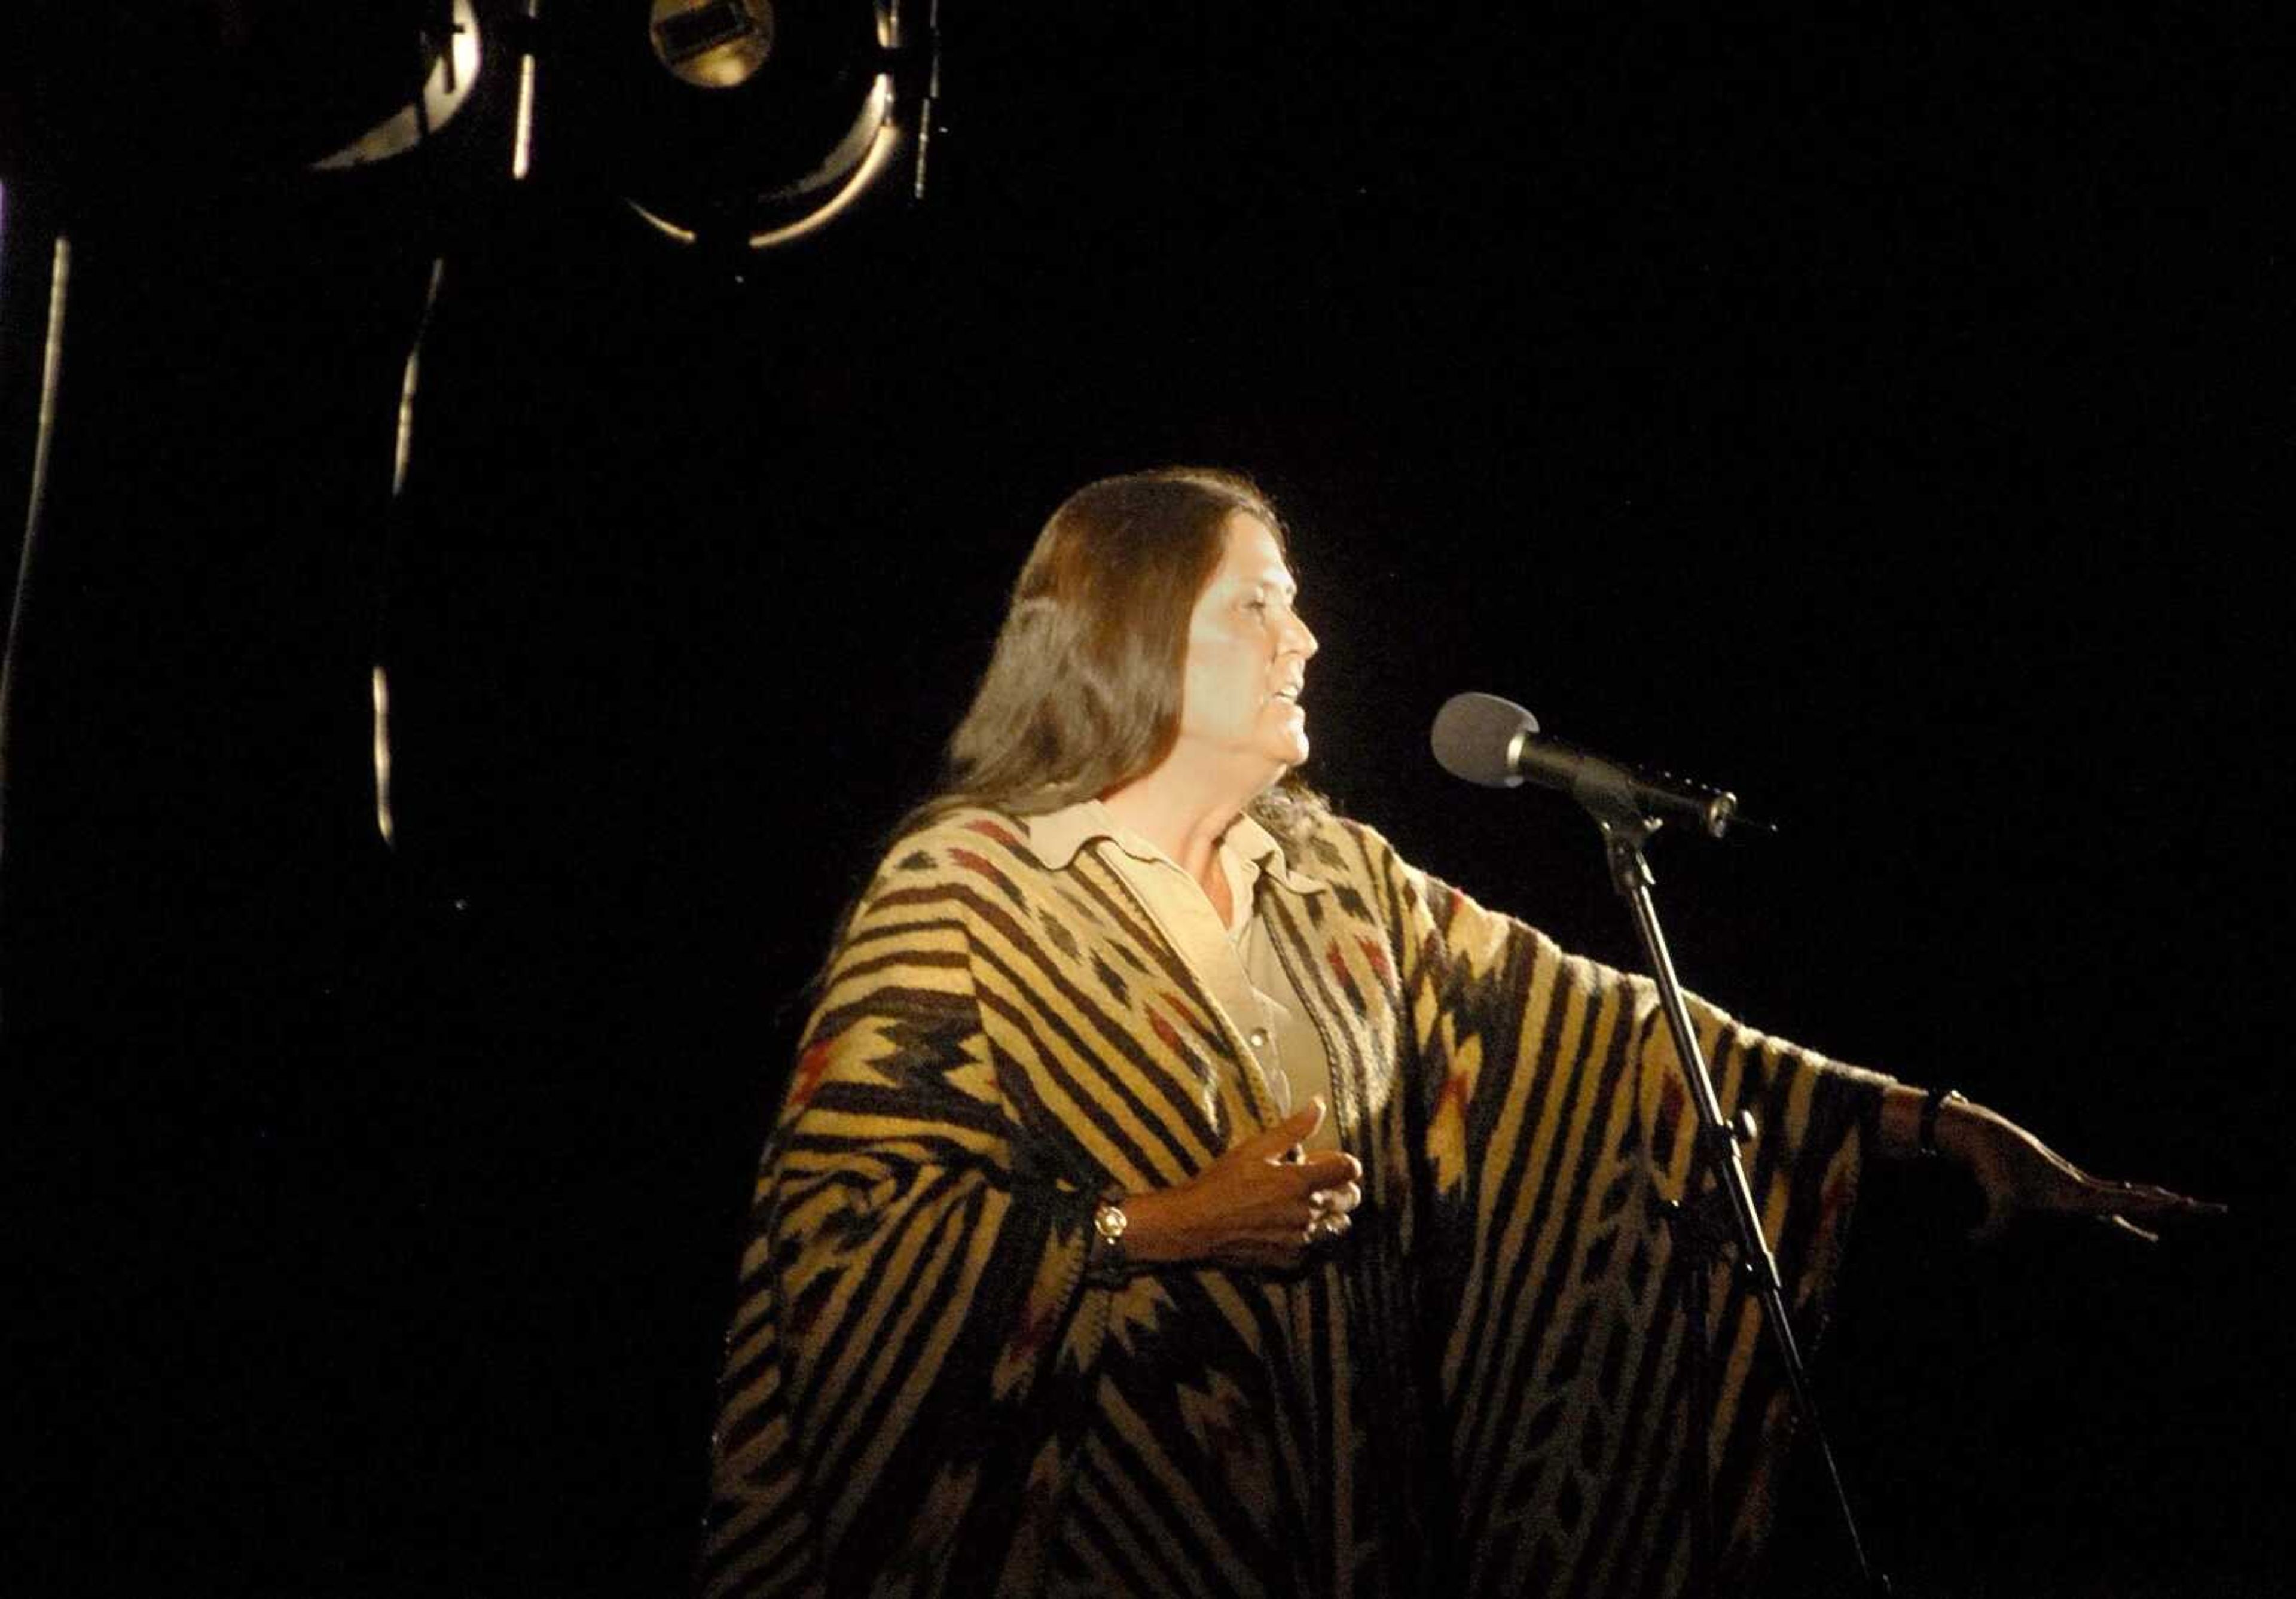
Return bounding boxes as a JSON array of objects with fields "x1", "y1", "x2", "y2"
[
  {"x1": 921, "y1": 466, "x2": 1324, "y2": 835},
  {"x1": 942, "y1": 468, "x2": 1263, "y2": 811},
  {"x1": 799, "y1": 469, "x2": 1322, "y2": 1000},
  {"x1": 835, "y1": 469, "x2": 1327, "y2": 959}
]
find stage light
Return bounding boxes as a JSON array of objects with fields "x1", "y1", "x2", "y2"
[
  {"x1": 649, "y1": 0, "x2": 778, "y2": 90},
  {"x1": 279, "y1": 2, "x2": 938, "y2": 247},
  {"x1": 5, "y1": 2, "x2": 457, "y2": 192},
  {"x1": 583, "y1": 0, "x2": 940, "y2": 251},
  {"x1": 310, "y1": 0, "x2": 485, "y2": 171},
  {"x1": 623, "y1": 75, "x2": 906, "y2": 249}
]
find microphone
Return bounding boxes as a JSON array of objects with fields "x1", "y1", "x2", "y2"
[{"x1": 1429, "y1": 692, "x2": 1766, "y2": 840}]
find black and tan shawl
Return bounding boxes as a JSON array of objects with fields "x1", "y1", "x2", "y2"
[{"x1": 700, "y1": 808, "x2": 1885, "y2": 1597}]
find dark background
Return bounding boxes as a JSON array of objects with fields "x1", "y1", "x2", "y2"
[{"x1": 3, "y1": 3, "x2": 2284, "y2": 1594}]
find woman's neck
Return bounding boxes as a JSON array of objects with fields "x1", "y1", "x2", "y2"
[{"x1": 1099, "y1": 761, "x2": 1262, "y2": 899}]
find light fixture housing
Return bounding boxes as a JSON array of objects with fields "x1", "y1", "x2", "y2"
[
  {"x1": 572, "y1": 0, "x2": 936, "y2": 251},
  {"x1": 309, "y1": 0, "x2": 486, "y2": 170}
]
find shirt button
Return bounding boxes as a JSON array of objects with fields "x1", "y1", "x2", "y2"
[{"x1": 1248, "y1": 1029, "x2": 1269, "y2": 1049}]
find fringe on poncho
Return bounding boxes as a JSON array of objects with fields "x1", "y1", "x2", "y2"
[{"x1": 700, "y1": 808, "x2": 1888, "y2": 1597}]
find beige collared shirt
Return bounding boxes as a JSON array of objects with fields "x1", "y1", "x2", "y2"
[{"x1": 1025, "y1": 799, "x2": 1341, "y2": 1152}]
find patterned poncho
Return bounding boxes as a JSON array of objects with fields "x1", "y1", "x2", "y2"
[{"x1": 700, "y1": 807, "x2": 1886, "y2": 1597}]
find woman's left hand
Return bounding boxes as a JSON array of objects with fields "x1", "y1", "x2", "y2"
[{"x1": 1933, "y1": 1097, "x2": 2225, "y2": 1243}]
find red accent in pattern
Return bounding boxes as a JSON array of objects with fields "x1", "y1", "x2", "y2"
[
  {"x1": 1007, "y1": 1292, "x2": 1060, "y2": 1359},
  {"x1": 1653, "y1": 1069, "x2": 1684, "y2": 1156},
  {"x1": 1357, "y1": 935, "x2": 1392, "y2": 982},
  {"x1": 1437, "y1": 1066, "x2": 1471, "y2": 1119},
  {"x1": 964, "y1": 818, "x2": 1019, "y2": 846},
  {"x1": 1150, "y1": 1008, "x2": 1183, "y2": 1053},
  {"x1": 790, "y1": 1036, "x2": 837, "y2": 1109},
  {"x1": 1202, "y1": 1405, "x2": 1252, "y2": 1468},
  {"x1": 1326, "y1": 940, "x2": 1351, "y2": 985},
  {"x1": 949, "y1": 846, "x2": 996, "y2": 878},
  {"x1": 1819, "y1": 1164, "x2": 1853, "y2": 1229}
]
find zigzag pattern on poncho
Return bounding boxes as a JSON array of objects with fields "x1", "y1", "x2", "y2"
[{"x1": 701, "y1": 808, "x2": 1885, "y2": 1598}]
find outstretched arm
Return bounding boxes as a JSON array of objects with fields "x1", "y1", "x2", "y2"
[{"x1": 1875, "y1": 1084, "x2": 2224, "y2": 1241}]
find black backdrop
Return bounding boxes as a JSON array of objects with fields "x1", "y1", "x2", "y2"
[{"x1": 3, "y1": 5, "x2": 2284, "y2": 1594}]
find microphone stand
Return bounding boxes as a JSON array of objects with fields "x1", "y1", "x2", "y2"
[{"x1": 1590, "y1": 809, "x2": 1888, "y2": 1597}]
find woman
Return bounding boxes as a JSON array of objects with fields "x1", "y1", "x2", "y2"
[{"x1": 699, "y1": 468, "x2": 2206, "y2": 1598}]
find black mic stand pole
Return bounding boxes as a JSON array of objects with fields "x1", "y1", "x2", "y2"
[{"x1": 1590, "y1": 807, "x2": 1888, "y2": 1597}]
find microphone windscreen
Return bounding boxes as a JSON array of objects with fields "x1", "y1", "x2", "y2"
[{"x1": 1430, "y1": 692, "x2": 1539, "y2": 787}]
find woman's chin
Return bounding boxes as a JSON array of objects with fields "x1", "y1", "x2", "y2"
[{"x1": 1242, "y1": 752, "x2": 1300, "y2": 795}]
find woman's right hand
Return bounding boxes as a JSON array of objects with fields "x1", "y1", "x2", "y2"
[{"x1": 1120, "y1": 1099, "x2": 1365, "y2": 1271}]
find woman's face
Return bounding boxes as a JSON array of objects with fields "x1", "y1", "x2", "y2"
[{"x1": 1173, "y1": 511, "x2": 1319, "y2": 788}]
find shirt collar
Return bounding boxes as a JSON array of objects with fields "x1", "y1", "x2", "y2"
[{"x1": 1022, "y1": 798, "x2": 1327, "y2": 895}]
